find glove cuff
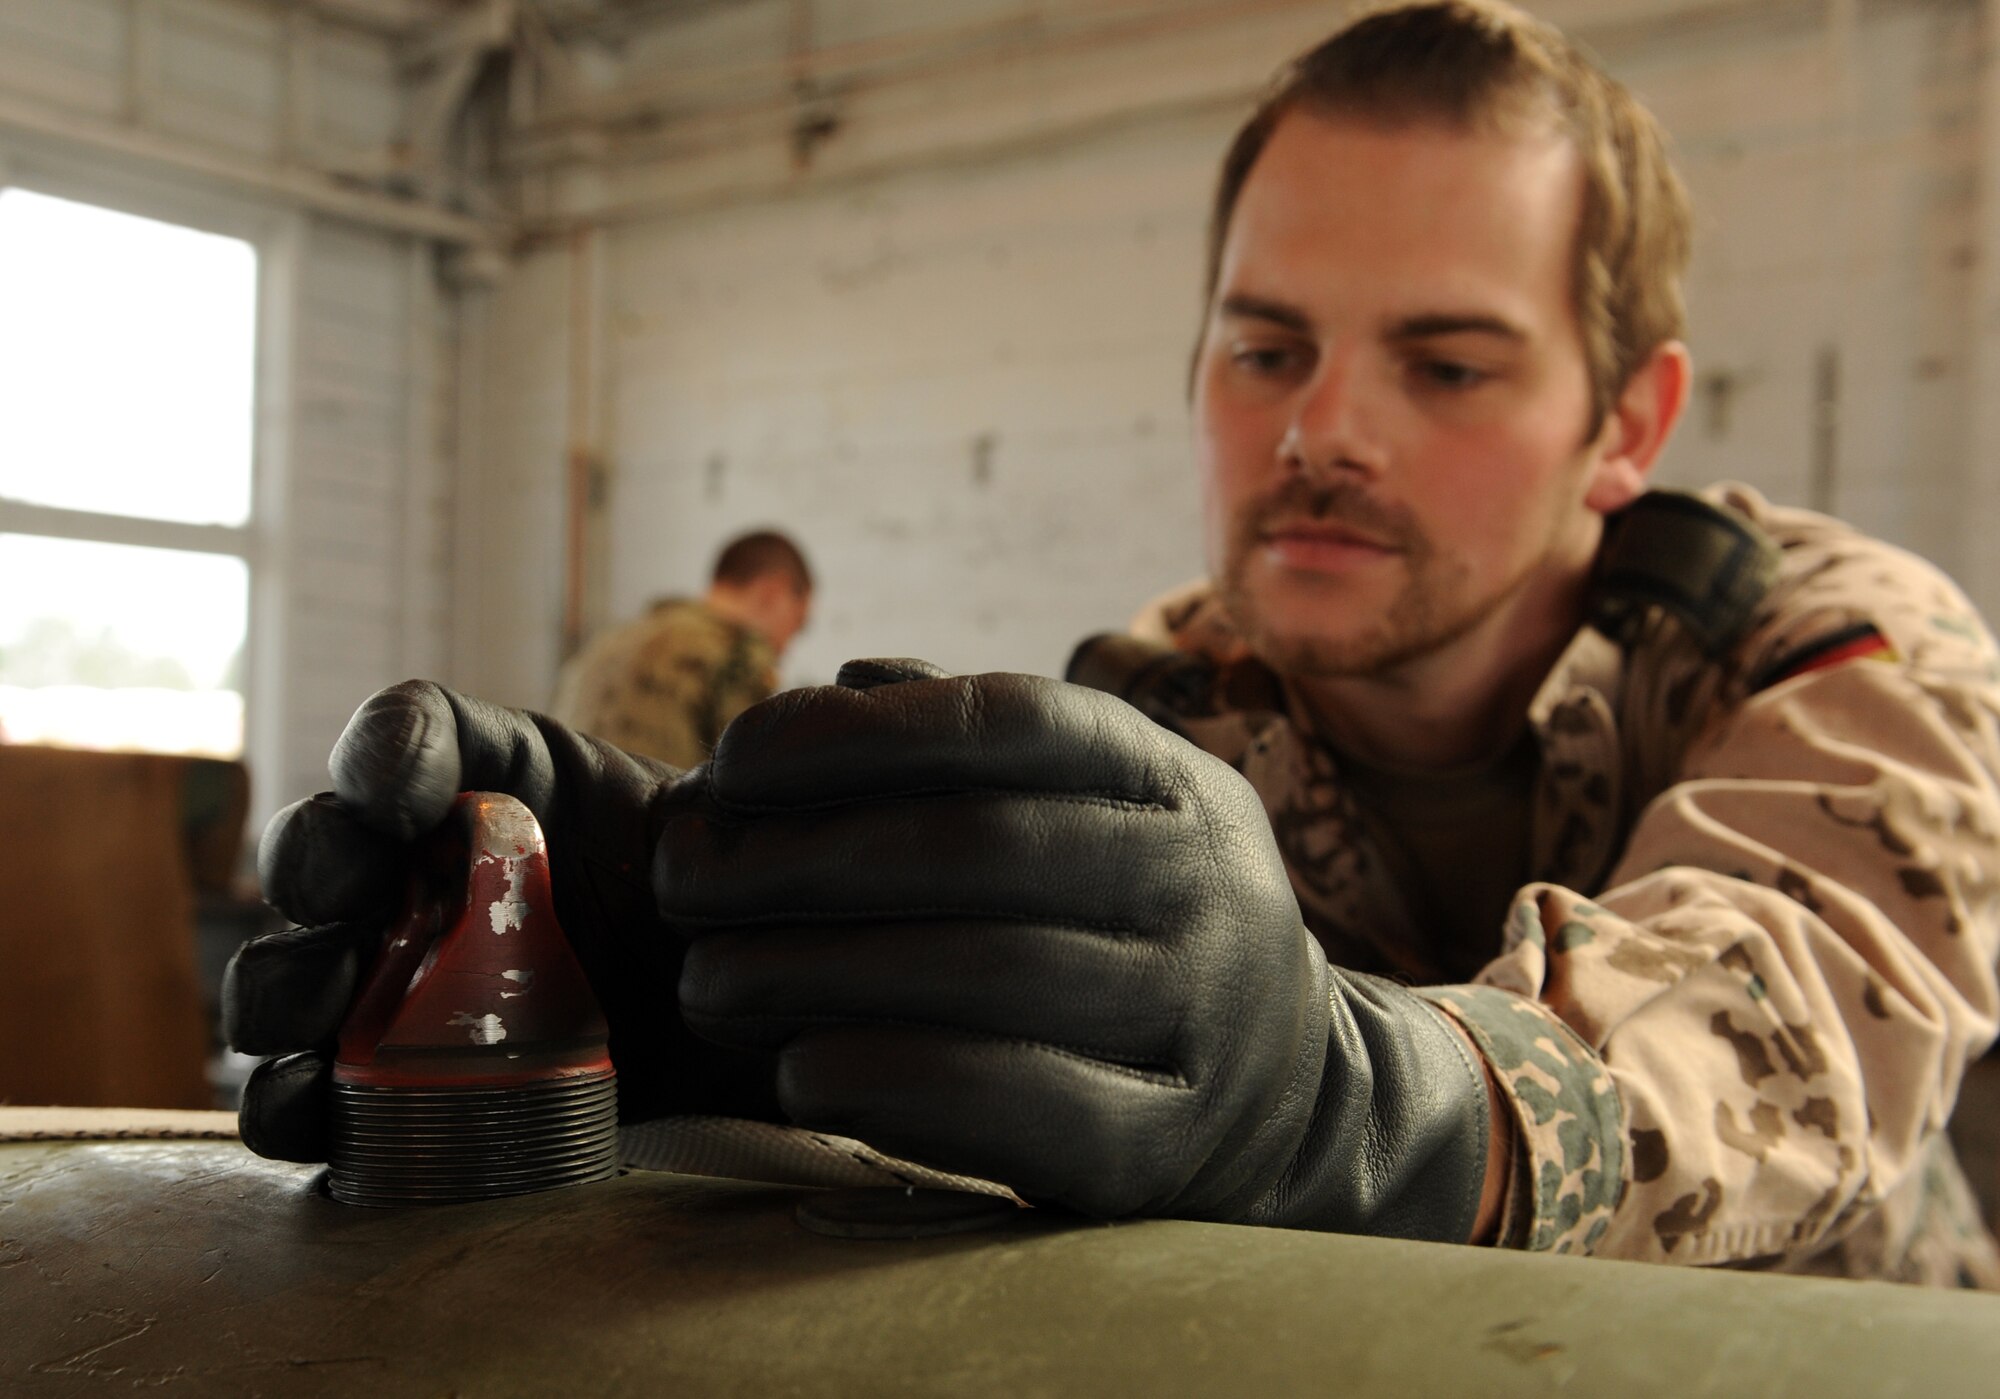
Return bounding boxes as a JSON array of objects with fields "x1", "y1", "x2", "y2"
[{"x1": 1236, "y1": 970, "x2": 1491, "y2": 1243}]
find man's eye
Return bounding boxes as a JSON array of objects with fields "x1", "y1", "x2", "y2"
[
  {"x1": 1412, "y1": 358, "x2": 1487, "y2": 390},
  {"x1": 1232, "y1": 345, "x2": 1304, "y2": 375}
]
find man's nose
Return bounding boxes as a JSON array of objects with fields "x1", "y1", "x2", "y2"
[{"x1": 1278, "y1": 349, "x2": 1385, "y2": 480}]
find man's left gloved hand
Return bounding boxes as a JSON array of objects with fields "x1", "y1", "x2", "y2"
[
  {"x1": 661, "y1": 659, "x2": 1496, "y2": 1238},
  {"x1": 226, "y1": 680, "x2": 781, "y2": 1163}
]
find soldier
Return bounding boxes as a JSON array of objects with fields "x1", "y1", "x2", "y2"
[
  {"x1": 233, "y1": 1, "x2": 1999, "y2": 1281},
  {"x1": 549, "y1": 530, "x2": 813, "y2": 770}
]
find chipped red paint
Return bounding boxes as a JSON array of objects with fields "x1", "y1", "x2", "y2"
[{"x1": 334, "y1": 792, "x2": 614, "y2": 1091}]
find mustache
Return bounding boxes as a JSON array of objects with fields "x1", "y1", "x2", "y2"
[{"x1": 1239, "y1": 478, "x2": 1421, "y2": 551}]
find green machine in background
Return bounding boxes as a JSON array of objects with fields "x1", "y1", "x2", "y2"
[{"x1": 4, "y1": 1122, "x2": 1998, "y2": 1397}]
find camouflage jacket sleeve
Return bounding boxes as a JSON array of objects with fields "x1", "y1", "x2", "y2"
[{"x1": 1430, "y1": 505, "x2": 2000, "y2": 1266}]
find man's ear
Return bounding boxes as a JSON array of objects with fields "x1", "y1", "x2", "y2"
[{"x1": 1584, "y1": 340, "x2": 1691, "y2": 514}]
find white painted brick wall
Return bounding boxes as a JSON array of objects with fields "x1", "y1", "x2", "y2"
[
  {"x1": 1637, "y1": 0, "x2": 1981, "y2": 559},
  {"x1": 0, "y1": 0, "x2": 128, "y2": 120},
  {"x1": 238, "y1": 215, "x2": 462, "y2": 825},
  {"x1": 450, "y1": 245, "x2": 572, "y2": 710},
  {"x1": 251, "y1": 217, "x2": 463, "y2": 824},
  {"x1": 593, "y1": 108, "x2": 1226, "y2": 686},
  {"x1": 0, "y1": 0, "x2": 403, "y2": 153}
]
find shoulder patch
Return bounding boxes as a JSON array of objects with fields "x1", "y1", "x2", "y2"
[{"x1": 1749, "y1": 621, "x2": 1897, "y2": 693}]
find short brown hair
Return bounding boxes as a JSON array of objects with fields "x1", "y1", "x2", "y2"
[
  {"x1": 712, "y1": 529, "x2": 812, "y2": 594},
  {"x1": 1202, "y1": 0, "x2": 1691, "y2": 434}
]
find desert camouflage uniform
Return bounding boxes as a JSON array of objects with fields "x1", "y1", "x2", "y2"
[
  {"x1": 1121, "y1": 484, "x2": 2000, "y2": 1284},
  {"x1": 550, "y1": 598, "x2": 776, "y2": 771}
]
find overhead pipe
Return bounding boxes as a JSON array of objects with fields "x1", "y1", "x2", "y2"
[{"x1": 561, "y1": 224, "x2": 600, "y2": 662}]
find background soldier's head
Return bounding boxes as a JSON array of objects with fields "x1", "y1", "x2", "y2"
[{"x1": 709, "y1": 529, "x2": 814, "y2": 657}]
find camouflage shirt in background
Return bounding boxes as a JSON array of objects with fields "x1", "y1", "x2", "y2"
[
  {"x1": 549, "y1": 598, "x2": 777, "y2": 771},
  {"x1": 1126, "y1": 484, "x2": 2000, "y2": 1285}
]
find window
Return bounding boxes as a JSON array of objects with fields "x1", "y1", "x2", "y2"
[{"x1": 0, "y1": 187, "x2": 258, "y2": 757}]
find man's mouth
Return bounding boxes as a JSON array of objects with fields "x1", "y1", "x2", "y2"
[{"x1": 1257, "y1": 518, "x2": 1403, "y2": 572}]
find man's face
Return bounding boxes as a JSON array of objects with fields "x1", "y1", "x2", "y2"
[
  {"x1": 1192, "y1": 111, "x2": 1637, "y2": 682},
  {"x1": 765, "y1": 584, "x2": 811, "y2": 658}
]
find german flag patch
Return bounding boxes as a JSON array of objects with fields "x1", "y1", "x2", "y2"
[{"x1": 1751, "y1": 621, "x2": 1899, "y2": 692}]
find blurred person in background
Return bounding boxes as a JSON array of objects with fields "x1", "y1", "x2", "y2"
[{"x1": 550, "y1": 529, "x2": 813, "y2": 770}]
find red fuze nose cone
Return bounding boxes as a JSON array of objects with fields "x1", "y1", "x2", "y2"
[{"x1": 327, "y1": 792, "x2": 618, "y2": 1206}]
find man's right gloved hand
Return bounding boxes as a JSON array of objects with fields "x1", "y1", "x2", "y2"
[
  {"x1": 663, "y1": 662, "x2": 1497, "y2": 1238},
  {"x1": 224, "y1": 679, "x2": 780, "y2": 1162}
]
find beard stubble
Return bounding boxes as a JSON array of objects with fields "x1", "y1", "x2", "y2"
[{"x1": 1216, "y1": 477, "x2": 1483, "y2": 678}]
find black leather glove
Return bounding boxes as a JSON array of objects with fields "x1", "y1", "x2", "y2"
[
  {"x1": 224, "y1": 679, "x2": 779, "y2": 1162},
  {"x1": 661, "y1": 659, "x2": 1493, "y2": 1238}
]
